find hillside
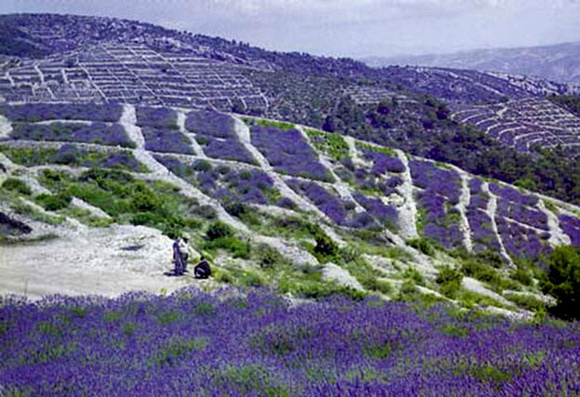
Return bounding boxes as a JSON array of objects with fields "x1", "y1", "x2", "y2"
[
  {"x1": 364, "y1": 41, "x2": 580, "y2": 85},
  {"x1": 2, "y1": 15, "x2": 580, "y2": 206},
  {"x1": 1, "y1": 103, "x2": 578, "y2": 315}
]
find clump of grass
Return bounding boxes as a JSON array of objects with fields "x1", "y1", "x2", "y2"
[
  {"x1": 245, "y1": 118, "x2": 295, "y2": 131},
  {"x1": 306, "y1": 128, "x2": 350, "y2": 161}
]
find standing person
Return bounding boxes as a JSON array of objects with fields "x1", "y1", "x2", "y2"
[
  {"x1": 194, "y1": 255, "x2": 211, "y2": 279},
  {"x1": 180, "y1": 237, "x2": 190, "y2": 274},
  {"x1": 173, "y1": 237, "x2": 184, "y2": 276}
]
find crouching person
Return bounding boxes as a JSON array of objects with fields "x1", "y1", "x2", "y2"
[{"x1": 194, "y1": 256, "x2": 211, "y2": 279}]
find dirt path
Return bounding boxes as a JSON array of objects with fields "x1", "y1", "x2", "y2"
[
  {"x1": 394, "y1": 149, "x2": 418, "y2": 240},
  {"x1": 0, "y1": 225, "x2": 203, "y2": 300},
  {"x1": 451, "y1": 166, "x2": 473, "y2": 252},
  {"x1": 0, "y1": 115, "x2": 12, "y2": 139},
  {"x1": 537, "y1": 199, "x2": 570, "y2": 246},
  {"x1": 482, "y1": 182, "x2": 515, "y2": 267},
  {"x1": 176, "y1": 110, "x2": 207, "y2": 158}
]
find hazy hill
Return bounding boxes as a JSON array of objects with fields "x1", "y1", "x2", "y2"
[{"x1": 364, "y1": 42, "x2": 580, "y2": 85}]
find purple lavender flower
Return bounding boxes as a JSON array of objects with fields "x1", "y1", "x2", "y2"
[
  {"x1": 1, "y1": 288, "x2": 580, "y2": 395},
  {"x1": 0, "y1": 103, "x2": 123, "y2": 122},
  {"x1": 251, "y1": 126, "x2": 333, "y2": 182},
  {"x1": 10, "y1": 122, "x2": 135, "y2": 148},
  {"x1": 185, "y1": 109, "x2": 235, "y2": 138},
  {"x1": 142, "y1": 126, "x2": 194, "y2": 154},
  {"x1": 136, "y1": 107, "x2": 178, "y2": 129}
]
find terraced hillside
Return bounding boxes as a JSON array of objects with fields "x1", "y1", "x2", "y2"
[
  {"x1": 1, "y1": 103, "x2": 578, "y2": 314},
  {"x1": 452, "y1": 98, "x2": 580, "y2": 153},
  {"x1": 4, "y1": 14, "x2": 580, "y2": 172},
  {"x1": 1, "y1": 42, "x2": 268, "y2": 110}
]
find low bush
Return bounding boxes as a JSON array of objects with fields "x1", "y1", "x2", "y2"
[
  {"x1": 511, "y1": 267, "x2": 533, "y2": 287},
  {"x1": 436, "y1": 266, "x2": 463, "y2": 299},
  {"x1": 205, "y1": 221, "x2": 234, "y2": 241},
  {"x1": 35, "y1": 193, "x2": 72, "y2": 211},
  {"x1": 2, "y1": 178, "x2": 31, "y2": 195},
  {"x1": 404, "y1": 266, "x2": 426, "y2": 286},
  {"x1": 407, "y1": 238, "x2": 435, "y2": 256},
  {"x1": 255, "y1": 244, "x2": 286, "y2": 269},
  {"x1": 505, "y1": 294, "x2": 546, "y2": 312}
]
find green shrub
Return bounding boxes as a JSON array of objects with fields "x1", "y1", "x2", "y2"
[
  {"x1": 255, "y1": 244, "x2": 285, "y2": 269},
  {"x1": 2, "y1": 178, "x2": 31, "y2": 195},
  {"x1": 131, "y1": 183, "x2": 161, "y2": 211},
  {"x1": 404, "y1": 266, "x2": 425, "y2": 286},
  {"x1": 281, "y1": 279, "x2": 367, "y2": 301},
  {"x1": 192, "y1": 160, "x2": 212, "y2": 172},
  {"x1": 436, "y1": 266, "x2": 463, "y2": 299},
  {"x1": 312, "y1": 231, "x2": 338, "y2": 261},
  {"x1": 396, "y1": 280, "x2": 420, "y2": 302},
  {"x1": 236, "y1": 270, "x2": 265, "y2": 287},
  {"x1": 505, "y1": 294, "x2": 546, "y2": 312},
  {"x1": 203, "y1": 237, "x2": 251, "y2": 259},
  {"x1": 511, "y1": 268, "x2": 533, "y2": 287},
  {"x1": 205, "y1": 221, "x2": 234, "y2": 241},
  {"x1": 42, "y1": 169, "x2": 67, "y2": 182},
  {"x1": 461, "y1": 259, "x2": 501, "y2": 287},
  {"x1": 213, "y1": 268, "x2": 233, "y2": 284},
  {"x1": 35, "y1": 193, "x2": 72, "y2": 211},
  {"x1": 475, "y1": 250, "x2": 504, "y2": 269},
  {"x1": 407, "y1": 238, "x2": 435, "y2": 256},
  {"x1": 362, "y1": 277, "x2": 393, "y2": 295},
  {"x1": 540, "y1": 245, "x2": 580, "y2": 320}
]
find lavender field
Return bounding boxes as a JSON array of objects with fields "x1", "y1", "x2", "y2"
[{"x1": 1, "y1": 288, "x2": 579, "y2": 396}]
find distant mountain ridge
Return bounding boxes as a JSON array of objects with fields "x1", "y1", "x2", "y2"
[{"x1": 363, "y1": 42, "x2": 580, "y2": 85}]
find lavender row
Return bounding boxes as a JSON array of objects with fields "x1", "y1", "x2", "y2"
[
  {"x1": 155, "y1": 155, "x2": 278, "y2": 206},
  {"x1": 0, "y1": 103, "x2": 123, "y2": 122},
  {"x1": 197, "y1": 136, "x2": 257, "y2": 165},
  {"x1": 348, "y1": 163, "x2": 403, "y2": 196},
  {"x1": 186, "y1": 110, "x2": 257, "y2": 164},
  {"x1": 142, "y1": 126, "x2": 194, "y2": 154},
  {"x1": 559, "y1": 215, "x2": 580, "y2": 245},
  {"x1": 489, "y1": 183, "x2": 538, "y2": 207},
  {"x1": 3, "y1": 289, "x2": 580, "y2": 395},
  {"x1": 136, "y1": 106, "x2": 178, "y2": 129},
  {"x1": 466, "y1": 207, "x2": 502, "y2": 253},
  {"x1": 497, "y1": 200, "x2": 549, "y2": 231},
  {"x1": 496, "y1": 217, "x2": 551, "y2": 259},
  {"x1": 251, "y1": 126, "x2": 333, "y2": 182},
  {"x1": 185, "y1": 109, "x2": 235, "y2": 138},
  {"x1": 9, "y1": 122, "x2": 135, "y2": 148},
  {"x1": 468, "y1": 178, "x2": 489, "y2": 210},
  {"x1": 287, "y1": 179, "x2": 375, "y2": 228},
  {"x1": 410, "y1": 160, "x2": 461, "y2": 204},
  {"x1": 0, "y1": 144, "x2": 146, "y2": 172},
  {"x1": 418, "y1": 190, "x2": 463, "y2": 249},
  {"x1": 353, "y1": 192, "x2": 399, "y2": 230},
  {"x1": 362, "y1": 148, "x2": 406, "y2": 175}
]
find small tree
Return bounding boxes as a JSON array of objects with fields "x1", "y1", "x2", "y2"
[{"x1": 541, "y1": 246, "x2": 580, "y2": 320}]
